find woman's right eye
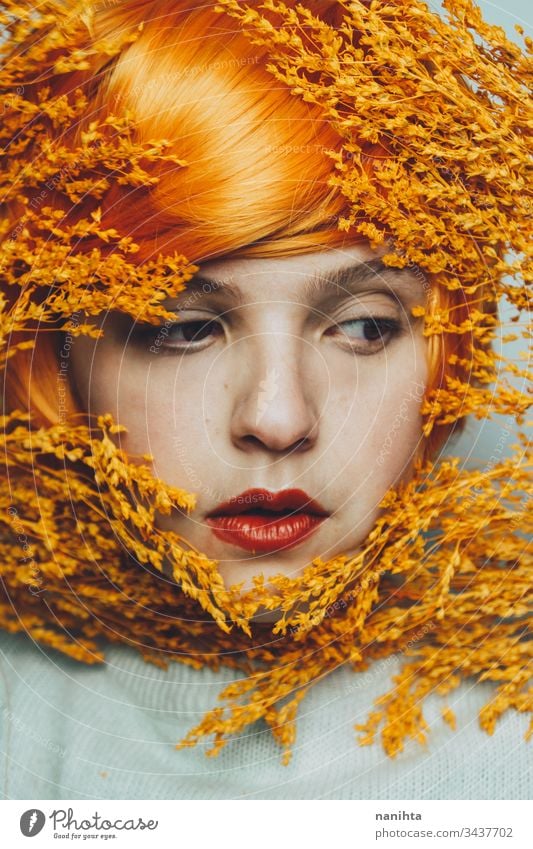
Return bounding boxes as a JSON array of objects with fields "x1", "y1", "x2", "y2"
[
  {"x1": 134, "y1": 317, "x2": 224, "y2": 353},
  {"x1": 166, "y1": 319, "x2": 223, "y2": 345}
]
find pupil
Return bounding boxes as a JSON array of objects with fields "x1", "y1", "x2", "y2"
[
  {"x1": 363, "y1": 319, "x2": 383, "y2": 341},
  {"x1": 182, "y1": 321, "x2": 214, "y2": 341}
]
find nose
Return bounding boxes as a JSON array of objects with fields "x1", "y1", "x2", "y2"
[{"x1": 230, "y1": 334, "x2": 320, "y2": 454}]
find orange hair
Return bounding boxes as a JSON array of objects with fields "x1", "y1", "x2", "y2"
[{"x1": 4, "y1": 0, "x2": 474, "y2": 460}]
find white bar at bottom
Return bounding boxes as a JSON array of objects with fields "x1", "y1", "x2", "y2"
[{"x1": 1, "y1": 799, "x2": 530, "y2": 848}]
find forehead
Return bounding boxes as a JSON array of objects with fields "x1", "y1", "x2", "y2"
[
  {"x1": 179, "y1": 243, "x2": 429, "y2": 306},
  {"x1": 202, "y1": 243, "x2": 381, "y2": 279}
]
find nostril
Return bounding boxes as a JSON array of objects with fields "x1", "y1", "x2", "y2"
[
  {"x1": 238, "y1": 434, "x2": 313, "y2": 454},
  {"x1": 240, "y1": 435, "x2": 269, "y2": 450}
]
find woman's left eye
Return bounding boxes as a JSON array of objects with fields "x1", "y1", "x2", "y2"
[{"x1": 326, "y1": 316, "x2": 402, "y2": 353}]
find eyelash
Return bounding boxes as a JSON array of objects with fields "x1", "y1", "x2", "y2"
[
  {"x1": 135, "y1": 315, "x2": 403, "y2": 355},
  {"x1": 325, "y1": 316, "x2": 403, "y2": 354}
]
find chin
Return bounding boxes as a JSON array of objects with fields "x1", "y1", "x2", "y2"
[{"x1": 219, "y1": 559, "x2": 304, "y2": 593}]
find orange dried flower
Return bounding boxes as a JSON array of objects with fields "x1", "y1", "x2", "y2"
[{"x1": 0, "y1": 0, "x2": 531, "y2": 765}]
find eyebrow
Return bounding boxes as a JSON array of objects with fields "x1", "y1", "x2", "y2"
[{"x1": 175, "y1": 258, "x2": 426, "y2": 306}]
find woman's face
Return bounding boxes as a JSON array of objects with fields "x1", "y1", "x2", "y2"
[{"x1": 70, "y1": 242, "x2": 429, "y2": 592}]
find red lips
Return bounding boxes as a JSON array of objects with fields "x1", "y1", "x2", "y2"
[{"x1": 205, "y1": 488, "x2": 329, "y2": 553}]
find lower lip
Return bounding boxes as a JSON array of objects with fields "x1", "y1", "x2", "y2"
[{"x1": 205, "y1": 511, "x2": 327, "y2": 553}]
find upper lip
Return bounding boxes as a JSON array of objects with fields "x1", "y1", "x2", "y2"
[{"x1": 206, "y1": 488, "x2": 329, "y2": 517}]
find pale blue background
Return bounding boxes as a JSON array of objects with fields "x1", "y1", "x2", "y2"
[
  {"x1": 430, "y1": 0, "x2": 530, "y2": 37},
  {"x1": 434, "y1": 0, "x2": 531, "y2": 466}
]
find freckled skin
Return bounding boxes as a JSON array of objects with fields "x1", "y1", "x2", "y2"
[{"x1": 70, "y1": 243, "x2": 428, "y2": 596}]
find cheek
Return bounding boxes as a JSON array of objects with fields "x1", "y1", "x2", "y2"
[
  {"x1": 70, "y1": 339, "x2": 164, "y2": 451},
  {"x1": 74, "y1": 344, "x2": 133, "y2": 422},
  {"x1": 331, "y1": 347, "x2": 427, "y2": 479},
  {"x1": 117, "y1": 359, "x2": 227, "y2": 462}
]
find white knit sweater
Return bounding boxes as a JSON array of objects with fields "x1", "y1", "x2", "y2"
[{"x1": 0, "y1": 632, "x2": 530, "y2": 799}]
